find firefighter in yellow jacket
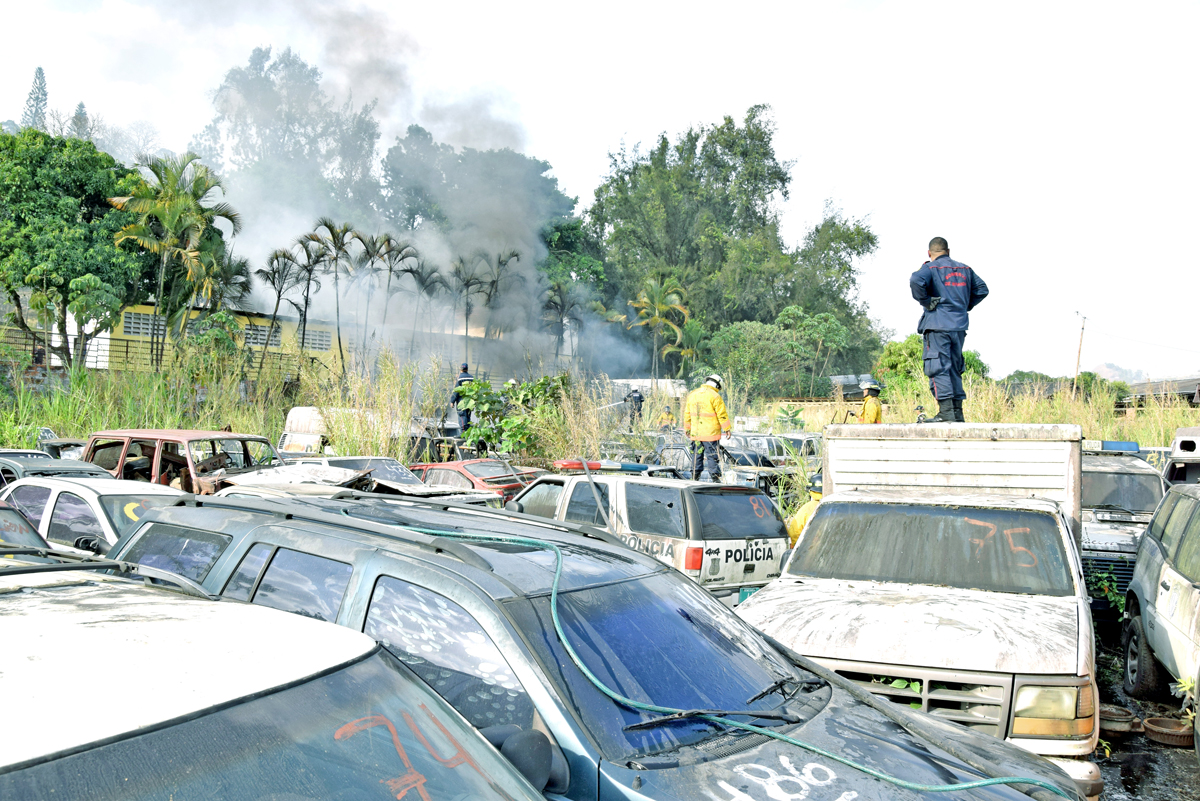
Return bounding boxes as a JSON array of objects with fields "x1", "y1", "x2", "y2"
[
  {"x1": 684, "y1": 374, "x2": 732, "y2": 481},
  {"x1": 786, "y1": 474, "x2": 822, "y2": 546},
  {"x1": 858, "y1": 378, "x2": 883, "y2": 424}
]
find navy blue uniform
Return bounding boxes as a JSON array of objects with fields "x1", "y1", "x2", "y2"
[
  {"x1": 909, "y1": 256, "x2": 988, "y2": 401},
  {"x1": 450, "y1": 370, "x2": 474, "y2": 432}
]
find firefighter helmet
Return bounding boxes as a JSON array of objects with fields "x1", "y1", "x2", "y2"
[{"x1": 705, "y1": 374, "x2": 723, "y2": 390}]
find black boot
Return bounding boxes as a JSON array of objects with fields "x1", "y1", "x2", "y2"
[
  {"x1": 929, "y1": 399, "x2": 955, "y2": 422},
  {"x1": 953, "y1": 400, "x2": 965, "y2": 423}
]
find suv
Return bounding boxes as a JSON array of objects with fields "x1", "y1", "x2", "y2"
[
  {"x1": 1080, "y1": 450, "x2": 1166, "y2": 610},
  {"x1": 737, "y1": 491, "x2": 1102, "y2": 799},
  {"x1": 84, "y1": 429, "x2": 284, "y2": 492},
  {"x1": 107, "y1": 495, "x2": 1079, "y2": 801},
  {"x1": 509, "y1": 474, "x2": 789, "y2": 603},
  {"x1": 1164, "y1": 426, "x2": 1200, "y2": 485},
  {"x1": 0, "y1": 555, "x2": 554, "y2": 799},
  {"x1": 0, "y1": 455, "x2": 110, "y2": 486},
  {"x1": 1123, "y1": 483, "x2": 1200, "y2": 750}
]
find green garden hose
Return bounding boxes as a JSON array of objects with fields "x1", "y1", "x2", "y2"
[{"x1": 404, "y1": 525, "x2": 1075, "y2": 800}]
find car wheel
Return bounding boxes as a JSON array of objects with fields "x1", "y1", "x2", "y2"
[{"x1": 1123, "y1": 615, "x2": 1162, "y2": 698}]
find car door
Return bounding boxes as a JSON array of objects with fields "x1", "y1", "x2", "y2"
[
  {"x1": 617, "y1": 481, "x2": 688, "y2": 568},
  {"x1": 562, "y1": 479, "x2": 613, "y2": 528},
  {"x1": 1160, "y1": 505, "x2": 1200, "y2": 683}
]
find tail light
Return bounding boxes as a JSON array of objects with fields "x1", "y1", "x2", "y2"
[{"x1": 684, "y1": 546, "x2": 703, "y2": 572}]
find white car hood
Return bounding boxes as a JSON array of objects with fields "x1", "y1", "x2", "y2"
[{"x1": 739, "y1": 578, "x2": 1081, "y2": 675}]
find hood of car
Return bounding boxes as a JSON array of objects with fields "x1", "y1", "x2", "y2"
[
  {"x1": 738, "y1": 578, "x2": 1080, "y2": 675},
  {"x1": 598, "y1": 686, "x2": 1076, "y2": 801}
]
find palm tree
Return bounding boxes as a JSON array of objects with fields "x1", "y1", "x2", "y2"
[
  {"x1": 378, "y1": 235, "x2": 418, "y2": 342},
  {"x1": 109, "y1": 152, "x2": 241, "y2": 370},
  {"x1": 448, "y1": 255, "x2": 487, "y2": 364},
  {"x1": 627, "y1": 276, "x2": 688, "y2": 382},
  {"x1": 352, "y1": 232, "x2": 386, "y2": 362},
  {"x1": 307, "y1": 218, "x2": 358, "y2": 377},
  {"x1": 291, "y1": 237, "x2": 325, "y2": 360},
  {"x1": 661, "y1": 318, "x2": 709, "y2": 379},
  {"x1": 199, "y1": 248, "x2": 252, "y2": 312},
  {"x1": 477, "y1": 250, "x2": 523, "y2": 339},
  {"x1": 254, "y1": 248, "x2": 303, "y2": 379},
  {"x1": 401, "y1": 258, "x2": 445, "y2": 361},
  {"x1": 542, "y1": 278, "x2": 585, "y2": 360}
]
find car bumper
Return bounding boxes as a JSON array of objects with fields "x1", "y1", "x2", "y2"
[{"x1": 1043, "y1": 756, "x2": 1102, "y2": 799}]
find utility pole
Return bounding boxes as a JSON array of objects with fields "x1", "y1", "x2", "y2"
[{"x1": 1071, "y1": 312, "x2": 1086, "y2": 398}]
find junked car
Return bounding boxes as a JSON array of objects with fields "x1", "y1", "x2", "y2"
[
  {"x1": 106, "y1": 494, "x2": 1082, "y2": 801},
  {"x1": 508, "y1": 471, "x2": 790, "y2": 604},
  {"x1": 410, "y1": 458, "x2": 543, "y2": 502},
  {"x1": 737, "y1": 491, "x2": 1102, "y2": 799},
  {"x1": 287, "y1": 454, "x2": 505, "y2": 503},
  {"x1": 216, "y1": 483, "x2": 505, "y2": 508},
  {"x1": 1079, "y1": 443, "x2": 1166, "y2": 612},
  {"x1": 0, "y1": 554, "x2": 556, "y2": 799},
  {"x1": 0, "y1": 476, "x2": 181, "y2": 552},
  {"x1": 1163, "y1": 426, "x2": 1200, "y2": 485},
  {"x1": 1122, "y1": 483, "x2": 1200, "y2": 756},
  {"x1": 0, "y1": 455, "x2": 110, "y2": 486},
  {"x1": 656, "y1": 441, "x2": 800, "y2": 500}
]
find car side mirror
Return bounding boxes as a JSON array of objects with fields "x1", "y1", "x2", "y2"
[
  {"x1": 73, "y1": 535, "x2": 110, "y2": 556},
  {"x1": 505, "y1": 500, "x2": 525, "y2": 514},
  {"x1": 500, "y1": 729, "x2": 552, "y2": 792}
]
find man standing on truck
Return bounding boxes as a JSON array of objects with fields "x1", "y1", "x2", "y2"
[
  {"x1": 910, "y1": 237, "x2": 989, "y2": 422},
  {"x1": 857, "y1": 379, "x2": 883, "y2": 424},
  {"x1": 450, "y1": 363, "x2": 474, "y2": 434},
  {"x1": 684, "y1": 374, "x2": 732, "y2": 481}
]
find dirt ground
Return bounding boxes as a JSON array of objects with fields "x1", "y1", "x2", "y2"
[{"x1": 1093, "y1": 622, "x2": 1200, "y2": 800}]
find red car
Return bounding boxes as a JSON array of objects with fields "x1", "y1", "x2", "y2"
[{"x1": 409, "y1": 459, "x2": 544, "y2": 502}]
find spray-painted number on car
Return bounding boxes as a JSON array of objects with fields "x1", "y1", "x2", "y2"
[{"x1": 707, "y1": 756, "x2": 856, "y2": 801}]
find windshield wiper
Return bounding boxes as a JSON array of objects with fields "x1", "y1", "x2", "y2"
[
  {"x1": 1092, "y1": 503, "x2": 1136, "y2": 515},
  {"x1": 744, "y1": 675, "x2": 824, "y2": 705},
  {"x1": 624, "y1": 708, "x2": 800, "y2": 732}
]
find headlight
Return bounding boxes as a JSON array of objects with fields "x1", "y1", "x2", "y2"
[
  {"x1": 1082, "y1": 511, "x2": 1095, "y2": 523},
  {"x1": 1011, "y1": 682, "x2": 1094, "y2": 738}
]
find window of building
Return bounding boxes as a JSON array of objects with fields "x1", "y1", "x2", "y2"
[
  {"x1": 122, "y1": 311, "x2": 166, "y2": 338},
  {"x1": 244, "y1": 323, "x2": 283, "y2": 348},
  {"x1": 302, "y1": 329, "x2": 332, "y2": 352}
]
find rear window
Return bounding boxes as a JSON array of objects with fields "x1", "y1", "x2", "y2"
[
  {"x1": 626, "y1": 484, "x2": 685, "y2": 538},
  {"x1": 788, "y1": 503, "x2": 1074, "y2": 596},
  {"x1": 692, "y1": 490, "x2": 786, "y2": 540},
  {"x1": 122, "y1": 524, "x2": 231, "y2": 582},
  {"x1": 329, "y1": 458, "x2": 420, "y2": 485},
  {"x1": 464, "y1": 461, "x2": 512, "y2": 479},
  {"x1": 1083, "y1": 470, "x2": 1163, "y2": 514},
  {"x1": 97, "y1": 495, "x2": 178, "y2": 537}
]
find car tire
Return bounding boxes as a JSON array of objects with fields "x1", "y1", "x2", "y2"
[{"x1": 1123, "y1": 615, "x2": 1162, "y2": 698}]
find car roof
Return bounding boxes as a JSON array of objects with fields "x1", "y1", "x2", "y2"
[
  {"x1": 89, "y1": 429, "x2": 270, "y2": 440},
  {"x1": 136, "y1": 496, "x2": 665, "y2": 599},
  {"x1": 1082, "y1": 453, "x2": 1162, "y2": 474},
  {"x1": 0, "y1": 456, "x2": 108, "y2": 470},
  {"x1": 0, "y1": 567, "x2": 371, "y2": 770},
  {"x1": 1168, "y1": 483, "x2": 1200, "y2": 501},
  {"x1": 822, "y1": 489, "x2": 1065, "y2": 515},
  {"x1": 0, "y1": 448, "x2": 49, "y2": 456},
  {"x1": 546, "y1": 473, "x2": 716, "y2": 490},
  {"x1": 5, "y1": 476, "x2": 185, "y2": 496}
]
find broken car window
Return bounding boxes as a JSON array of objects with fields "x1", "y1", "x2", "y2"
[
  {"x1": 516, "y1": 482, "x2": 563, "y2": 518},
  {"x1": 625, "y1": 484, "x2": 686, "y2": 538},
  {"x1": 788, "y1": 503, "x2": 1074, "y2": 596},
  {"x1": 122, "y1": 524, "x2": 232, "y2": 582}
]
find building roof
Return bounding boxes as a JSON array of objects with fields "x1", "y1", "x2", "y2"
[
  {"x1": 1124, "y1": 376, "x2": 1200, "y2": 400},
  {"x1": 0, "y1": 569, "x2": 371, "y2": 769}
]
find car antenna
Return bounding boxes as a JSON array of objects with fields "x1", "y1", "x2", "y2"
[{"x1": 576, "y1": 455, "x2": 616, "y2": 536}]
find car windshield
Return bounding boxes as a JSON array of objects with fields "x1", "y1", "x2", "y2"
[
  {"x1": 693, "y1": 490, "x2": 788, "y2": 540},
  {"x1": 1083, "y1": 470, "x2": 1163, "y2": 514},
  {"x1": 0, "y1": 649, "x2": 538, "y2": 800},
  {"x1": 329, "y1": 457, "x2": 421, "y2": 485},
  {"x1": 0, "y1": 508, "x2": 47, "y2": 548},
  {"x1": 788, "y1": 503, "x2": 1074, "y2": 596},
  {"x1": 188, "y1": 438, "x2": 279, "y2": 469},
  {"x1": 505, "y1": 572, "x2": 818, "y2": 760},
  {"x1": 464, "y1": 461, "x2": 516, "y2": 479},
  {"x1": 97, "y1": 495, "x2": 178, "y2": 536}
]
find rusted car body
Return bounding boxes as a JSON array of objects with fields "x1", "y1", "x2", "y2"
[
  {"x1": 83, "y1": 429, "x2": 288, "y2": 495},
  {"x1": 409, "y1": 459, "x2": 543, "y2": 502}
]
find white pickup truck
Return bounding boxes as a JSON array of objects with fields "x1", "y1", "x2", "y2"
[{"x1": 737, "y1": 423, "x2": 1102, "y2": 800}]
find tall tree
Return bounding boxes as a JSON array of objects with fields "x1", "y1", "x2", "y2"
[
  {"x1": 378, "y1": 235, "x2": 418, "y2": 338},
  {"x1": 352, "y1": 231, "x2": 386, "y2": 359},
  {"x1": 627, "y1": 276, "x2": 688, "y2": 382},
  {"x1": 20, "y1": 68, "x2": 48, "y2": 131},
  {"x1": 69, "y1": 103, "x2": 90, "y2": 140},
  {"x1": 661, "y1": 319, "x2": 709, "y2": 379},
  {"x1": 109, "y1": 152, "x2": 241, "y2": 370},
  {"x1": 291, "y1": 237, "x2": 325, "y2": 359},
  {"x1": 255, "y1": 248, "x2": 303, "y2": 378},
  {"x1": 477, "y1": 250, "x2": 523, "y2": 339},
  {"x1": 307, "y1": 217, "x2": 357, "y2": 376},
  {"x1": 401, "y1": 258, "x2": 444, "y2": 361},
  {"x1": 448, "y1": 256, "x2": 486, "y2": 364},
  {"x1": 0, "y1": 130, "x2": 156, "y2": 367},
  {"x1": 541, "y1": 278, "x2": 585, "y2": 360}
]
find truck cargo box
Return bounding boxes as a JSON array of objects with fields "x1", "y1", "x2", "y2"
[{"x1": 821, "y1": 423, "x2": 1083, "y2": 548}]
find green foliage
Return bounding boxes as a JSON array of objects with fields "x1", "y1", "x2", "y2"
[
  {"x1": 874, "y1": 334, "x2": 990, "y2": 402},
  {"x1": 459, "y1": 375, "x2": 570, "y2": 455},
  {"x1": 1085, "y1": 568, "x2": 1126, "y2": 613},
  {"x1": 0, "y1": 129, "x2": 157, "y2": 366},
  {"x1": 539, "y1": 218, "x2": 605, "y2": 286},
  {"x1": 705, "y1": 321, "x2": 793, "y2": 398}
]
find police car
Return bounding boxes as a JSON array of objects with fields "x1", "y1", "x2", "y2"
[{"x1": 508, "y1": 462, "x2": 790, "y2": 604}]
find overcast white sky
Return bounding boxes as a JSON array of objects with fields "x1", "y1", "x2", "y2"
[{"x1": 5, "y1": 0, "x2": 1199, "y2": 380}]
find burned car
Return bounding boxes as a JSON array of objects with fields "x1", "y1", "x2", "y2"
[
  {"x1": 0, "y1": 455, "x2": 110, "y2": 486},
  {"x1": 106, "y1": 494, "x2": 1081, "y2": 801}
]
